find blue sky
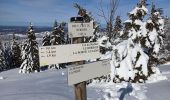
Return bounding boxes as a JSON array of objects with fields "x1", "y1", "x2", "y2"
[{"x1": 0, "y1": 0, "x2": 170, "y2": 26}]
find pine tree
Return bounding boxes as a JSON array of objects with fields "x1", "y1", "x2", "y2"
[
  {"x1": 0, "y1": 40, "x2": 6, "y2": 72},
  {"x1": 111, "y1": 16, "x2": 123, "y2": 44},
  {"x1": 4, "y1": 42, "x2": 12, "y2": 70},
  {"x1": 19, "y1": 23, "x2": 40, "y2": 73},
  {"x1": 51, "y1": 20, "x2": 63, "y2": 45},
  {"x1": 42, "y1": 32, "x2": 51, "y2": 46},
  {"x1": 145, "y1": 3, "x2": 165, "y2": 75},
  {"x1": 11, "y1": 34, "x2": 22, "y2": 68},
  {"x1": 163, "y1": 17, "x2": 170, "y2": 61},
  {"x1": 41, "y1": 32, "x2": 51, "y2": 70},
  {"x1": 112, "y1": 0, "x2": 149, "y2": 83}
]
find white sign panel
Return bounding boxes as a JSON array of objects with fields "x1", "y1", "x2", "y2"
[
  {"x1": 68, "y1": 60, "x2": 111, "y2": 85},
  {"x1": 68, "y1": 22, "x2": 94, "y2": 38},
  {"x1": 39, "y1": 42, "x2": 100, "y2": 66}
]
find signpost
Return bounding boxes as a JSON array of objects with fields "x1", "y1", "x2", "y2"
[
  {"x1": 39, "y1": 42, "x2": 100, "y2": 66},
  {"x1": 68, "y1": 22, "x2": 94, "y2": 38},
  {"x1": 38, "y1": 16, "x2": 111, "y2": 100},
  {"x1": 68, "y1": 60, "x2": 111, "y2": 85}
]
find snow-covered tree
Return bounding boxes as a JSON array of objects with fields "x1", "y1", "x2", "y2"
[
  {"x1": 144, "y1": 3, "x2": 165, "y2": 75},
  {"x1": 50, "y1": 20, "x2": 66, "y2": 45},
  {"x1": 4, "y1": 43, "x2": 12, "y2": 69},
  {"x1": 111, "y1": 16, "x2": 123, "y2": 44},
  {"x1": 112, "y1": 0, "x2": 149, "y2": 83},
  {"x1": 97, "y1": 36, "x2": 112, "y2": 55},
  {"x1": 0, "y1": 40, "x2": 6, "y2": 72},
  {"x1": 163, "y1": 17, "x2": 170, "y2": 61},
  {"x1": 11, "y1": 34, "x2": 22, "y2": 68},
  {"x1": 19, "y1": 23, "x2": 40, "y2": 73},
  {"x1": 42, "y1": 32, "x2": 51, "y2": 46}
]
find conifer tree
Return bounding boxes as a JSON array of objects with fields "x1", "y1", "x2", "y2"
[
  {"x1": 0, "y1": 40, "x2": 6, "y2": 72},
  {"x1": 112, "y1": 16, "x2": 123, "y2": 44},
  {"x1": 112, "y1": 0, "x2": 149, "y2": 83},
  {"x1": 19, "y1": 23, "x2": 39, "y2": 73},
  {"x1": 42, "y1": 32, "x2": 51, "y2": 46},
  {"x1": 145, "y1": 3, "x2": 165, "y2": 75},
  {"x1": 11, "y1": 34, "x2": 22, "y2": 68},
  {"x1": 50, "y1": 20, "x2": 65, "y2": 45},
  {"x1": 163, "y1": 17, "x2": 170, "y2": 61},
  {"x1": 4, "y1": 43, "x2": 12, "y2": 70}
]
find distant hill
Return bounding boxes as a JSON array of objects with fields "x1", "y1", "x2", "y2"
[{"x1": 0, "y1": 26, "x2": 52, "y2": 35}]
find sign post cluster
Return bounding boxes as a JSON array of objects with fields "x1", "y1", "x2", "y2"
[{"x1": 39, "y1": 17, "x2": 111, "y2": 100}]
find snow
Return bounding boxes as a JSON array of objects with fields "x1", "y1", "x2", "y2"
[
  {"x1": 97, "y1": 36, "x2": 111, "y2": 48},
  {"x1": 61, "y1": 72, "x2": 65, "y2": 76},
  {"x1": 146, "y1": 67, "x2": 167, "y2": 83},
  {"x1": 100, "y1": 51, "x2": 112, "y2": 60},
  {"x1": 148, "y1": 29, "x2": 158, "y2": 44},
  {"x1": 0, "y1": 64, "x2": 169, "y2": 100},
  {"x1": 112, "y1": 39, "x2": 149, "y2": 81},
  {"x1": 129, "y1": 5, "x2": 148, "y2": 16},
  {"x1": 0, "y1": 76, "x2": 5, "y2": 80},
  {"x1": 164, "y1": 62, "x2": 170, "y2": 65},
  {"x1": 134, "y1": 20, "x2": 143, "y2": 26},
  {"x1": 29, "y1": 29, "x2": 33, "y2": 32},
  {"x1": 125, "y1": 19, "x2": 132, "y2": 23},
  {"x1": 0, "y1": 68, "x2": 74, "y2": 100},
  {"x1": 89, "y1": 82, "x2": 147, "y2": 100}
]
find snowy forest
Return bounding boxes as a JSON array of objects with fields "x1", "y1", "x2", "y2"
[{"x1": 0, "y1": 0, "x2": 170, "y2": 100}]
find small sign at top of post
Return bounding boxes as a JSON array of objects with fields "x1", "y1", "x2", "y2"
[{"x1": 68, "y1": 22, "x2": 94, "y2": 38}]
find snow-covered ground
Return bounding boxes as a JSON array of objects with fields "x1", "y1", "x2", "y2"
[{"x1": 0, "y1": 64, "x2": 170, "y2": 100}]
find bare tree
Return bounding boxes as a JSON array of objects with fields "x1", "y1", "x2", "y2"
[{"x1": 98, "y1": 0, "x2": 120, "y2": 41}]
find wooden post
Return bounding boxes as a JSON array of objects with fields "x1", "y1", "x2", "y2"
[
  {"x1": 73, "y1": 37, "x2": 87, "y2": 100},
  {"x1": 71, "y1": 17, "x2": 87, "y2": 100}
]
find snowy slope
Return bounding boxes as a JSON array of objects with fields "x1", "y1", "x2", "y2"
[
  {"x1": 0, "y1": 69, "x2": 74, "y2": 100},
  {"x1": 0, "y1": 64, "x2": 170, "y2": 100}
]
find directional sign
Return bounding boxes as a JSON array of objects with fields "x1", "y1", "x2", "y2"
[
  {"x1": 39, "y1": 42, "x2": 100, "y2": 66},
  {"x1": 68, "y1": 22, "x2": 94, "y2": 38},
  {"x1": 68, "y1": 60, "x2": 111, "y2": 85}
]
